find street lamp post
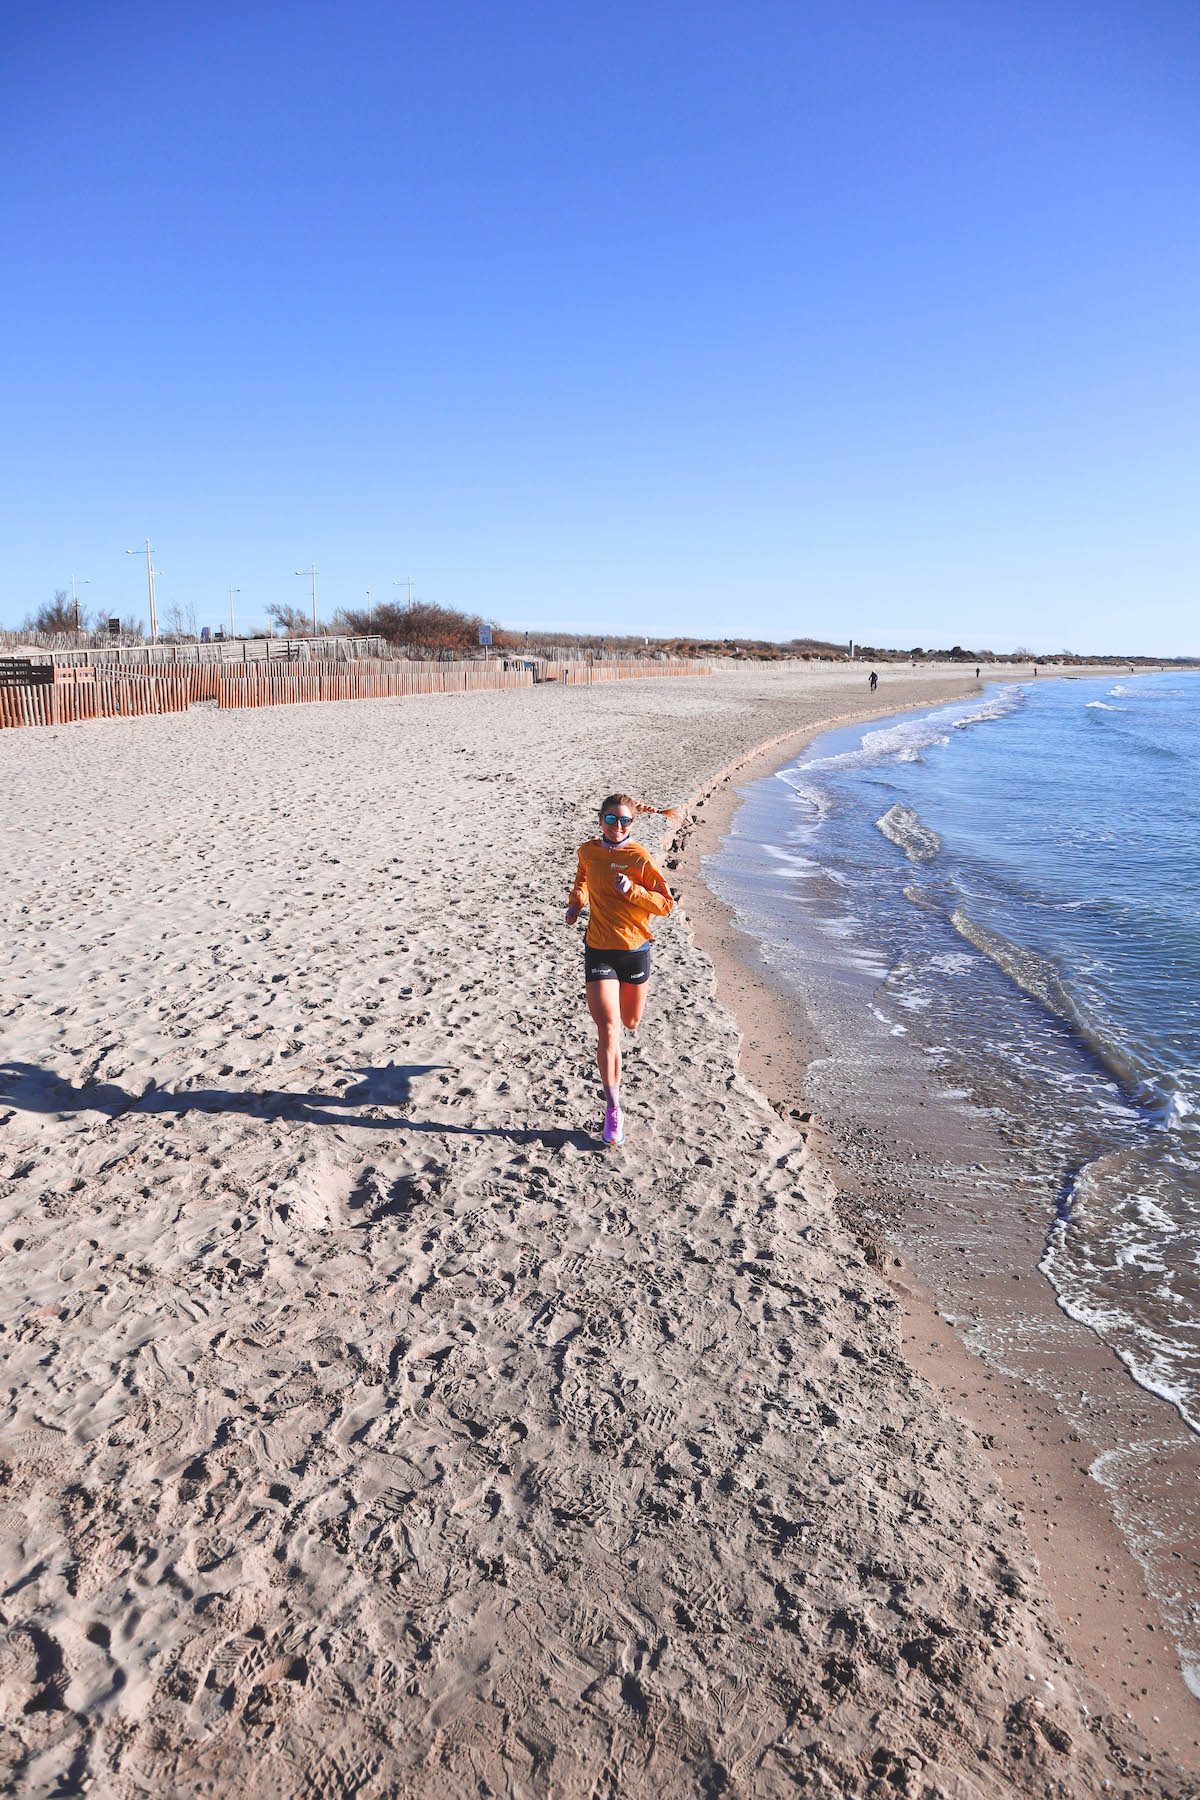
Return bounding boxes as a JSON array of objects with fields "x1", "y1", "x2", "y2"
[
  {"x1": 70, "y1": 574, "x2": 90, "y2": 636},
  {"x1": 228, "y1": 585, "x2": 241, "y2": 639},
  {"x1": 125, "y1": 540, "x2": 160, "y2": 641},
  {"x1": 294, "y1": 563, "x2": 318, "y2": 636}
]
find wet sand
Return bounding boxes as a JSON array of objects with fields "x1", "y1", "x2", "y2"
[{"x1": 1, "y1": 661, "x2": 1193, "y2": 1795}]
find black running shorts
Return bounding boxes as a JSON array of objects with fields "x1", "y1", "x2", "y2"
[{"x1": 584, "y1": 943, "x2": 652, "y2": 985}]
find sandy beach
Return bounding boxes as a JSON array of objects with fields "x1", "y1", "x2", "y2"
[{"x1": 1, "y1": 662, "x2": 1193, "y2": 1796}]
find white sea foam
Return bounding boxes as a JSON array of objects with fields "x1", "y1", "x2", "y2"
[
  {"x1": 815, "y1": 913, "x2": 859, "y2": 939},
  {"x1": 948, "y1": 684, "x2": 1025, "y2": 729},
  {"x1": 1114, "y1": 1242, "x2": 1168, "y2": 1273},
  {"x1": 1135, "y1": 1196, "x2": 1178, "y2": 1235},
  {"x1": 798, "y1": 685, "x2": 1024, "y2": 774},
  {"x1": 760, "y1": 843, "x2": 818, "y2": 876},
  {"x1": 869, "y1": 1004, "x2": 907, "y2": 1034},
  {"x1": 1086, "y1": 700, "x2": 1117, "y2": 710},
  {"x1": 877, "y1": 803, "x2": 941, "y2": 863},
  {"x1": 1165, "y1": 1078, "x2": 1198, "y2": 1130},
  {"x1": 928, "y1": 950, "x2": 977, "y2": 975},
  {"x1": 774, "y1": 772, "x2": 830, "y2": 823},
  {"x1": 1112, "y1": 1347, "x2": 1196, "y2": 1433},
  {"x1": 1042, "y1": 1156, "x2": 1200, "y2": 1438}
]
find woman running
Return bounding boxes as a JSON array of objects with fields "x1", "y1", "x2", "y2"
[{"x1": 565, "y1": 793, "x2": 676, "y2": 1146}]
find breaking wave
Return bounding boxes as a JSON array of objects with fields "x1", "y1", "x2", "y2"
[
  {"x1": 800, "y1": 685, "x2": 1024, "y2": 774},
  {"x1": 950, "y1": 909, "x2": 1151, "y2": 1103},
  {"x1": 877, "y1": 803, "x2": 941, "y2": 863},
  {"x1": 952, "y1": 910, "x2": 1082, "y2": 1025}
]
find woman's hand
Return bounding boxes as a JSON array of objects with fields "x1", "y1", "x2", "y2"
[
  {"x1": 565, "y1": 905, "x2": 581, "y2": 926},
  {"x1": 615, "y1": 874, "x2": 633, "y2": 896}
]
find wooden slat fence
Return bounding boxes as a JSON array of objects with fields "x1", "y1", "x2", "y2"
[
  {"x1": 0, "y1": 663, "x2": 221, "y2": 728},
  {"x1": 0, "y1": 633, "x2": 392, "y2": 665},
  {"x1": 215, "y1": 661, "x2": 533, "y2": 710},
  {"x1": 1, "y1": 654, "x2": 707, "y2": 729},
  {"x1": 1, "y1": 657, "x2": 533, "y2": 728},
  {"x1": 561, "y1": 660, "x2": 712, "y2": 684}
]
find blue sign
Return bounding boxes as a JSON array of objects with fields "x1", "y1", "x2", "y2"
[{"x1": 478, "y1": 625, "x2": 492, "y2": 647}]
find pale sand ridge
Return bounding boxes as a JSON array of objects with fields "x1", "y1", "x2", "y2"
[{"x1": 0, "y1": 665, "x2": 1187, "y2": 1795}]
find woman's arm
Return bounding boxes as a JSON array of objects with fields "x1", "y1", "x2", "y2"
[
  {"x1": 622, "y1": 855, "x2": 673, "y2": 917},
  {"x1": 566, "y1": 854, "x2": 588, "y2": 925}
]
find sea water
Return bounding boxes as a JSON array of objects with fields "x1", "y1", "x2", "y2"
[
  {"x1": 710, "y1": 670, "x2": 1200, "y2": 1431},
  {"x1": 708, "y1": 669, "x2": 1200, "y2": 1683}
]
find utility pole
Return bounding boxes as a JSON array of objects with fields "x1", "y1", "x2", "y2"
[
  {"x1": 125, "y1": 540, "x2": 160, "y2": 641},
  {"x1": 229, "y1": 585, "x2": 240, "y2": 638},
  {"x1": 294, "y1": 563, "x2": 318, "y2": 635},
  {"x1": 394, "y1": 575, "x2": 414, "y2": 610}
]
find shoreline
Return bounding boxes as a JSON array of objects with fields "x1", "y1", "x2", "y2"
[{"x1": 671, "y1": 684, "x2": 1199, "y2": 1767}]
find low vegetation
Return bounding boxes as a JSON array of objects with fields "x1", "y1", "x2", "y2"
[
  {"x1": 2, "y1": 592, "x2": 1189, "y2": 668},
  {"x1": 329, "y1": 600, "x2": 496, "y2": 655}
]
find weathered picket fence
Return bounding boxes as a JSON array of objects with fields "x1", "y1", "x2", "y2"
[
  {"x1": 561, "y1": 659, "x2": 711, "y2": 684},
  {"x1": 0, "y1": 652, "x2": 711, "y2": 729},
  {"x1": 0, "y1": 661, "x2": 220, "y2": 728},
  {"x1": 0, "y1": 657, "x2": 532, "y2": 728},
  {"x1": 215, "y1": 660, "x2": 533, "y2": 709}
]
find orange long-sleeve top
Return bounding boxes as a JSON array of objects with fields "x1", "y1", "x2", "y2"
[{"x1": 569, "y1": 837, "x2": 674, "y2": 950}]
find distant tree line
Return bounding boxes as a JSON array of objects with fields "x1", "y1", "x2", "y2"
[
  {"x1": 318, "y1": 600, "x2": 496, "y2": 655},
  {"x1": 10, "y1": 590, "x2": 144, "y2": 643},
  {"x1": 4, "y1": 589, "x2": 1188, "y2": 668}
]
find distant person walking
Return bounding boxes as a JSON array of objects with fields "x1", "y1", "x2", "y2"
[
  {"x1": 868, "y1": 669, "x2": 878, "y2": 692},
  {"x1": 566, "y1": 793, "x2": 676, "y2": 1146}
]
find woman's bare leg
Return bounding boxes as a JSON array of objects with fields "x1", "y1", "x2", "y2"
[
  {"x1": 586, "y1": 979, "x2": 622, "y2": 1094},
  {"x1": 619, "y1": 980, "x2": 649, "y2": 1033}
]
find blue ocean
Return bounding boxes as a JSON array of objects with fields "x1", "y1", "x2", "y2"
[{"x1": 709, "y1": 671, "x2": 1200, "y2": 1439}]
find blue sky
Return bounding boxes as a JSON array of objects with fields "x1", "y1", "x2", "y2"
[{"x1": 3, "y1": 1, "x2": 1197, "y2": 653}]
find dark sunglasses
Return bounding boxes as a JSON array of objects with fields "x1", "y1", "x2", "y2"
[{"x1": 603, "y1": 813, "x2": 634, "y2": 826}]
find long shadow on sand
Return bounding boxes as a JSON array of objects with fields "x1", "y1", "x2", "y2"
[{"x1": 0, "y1": 1061, "x2": 597, "y2": 1151}]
